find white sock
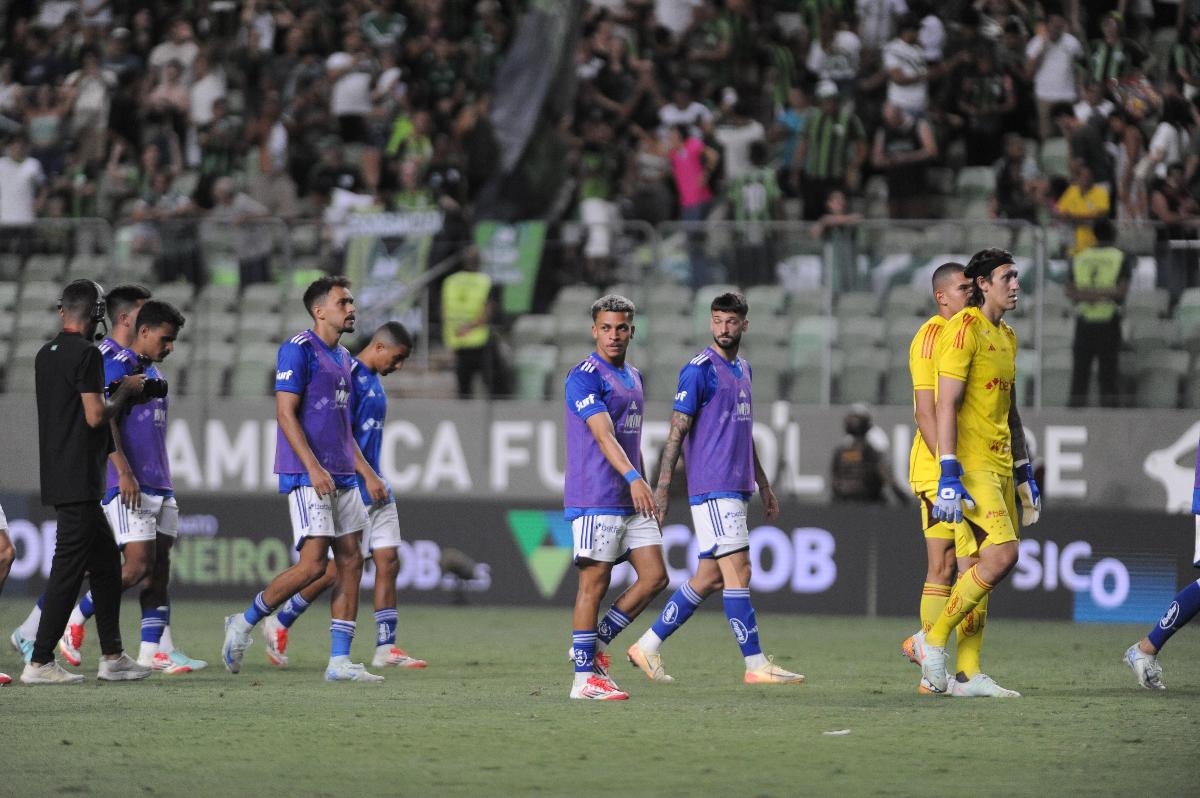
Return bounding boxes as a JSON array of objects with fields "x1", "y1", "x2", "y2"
[
  {"x1": 596, "y1": 639, "x2": 608, "y2": 653},
  {"x1": 328, "y1": 653, "x2": 350, "y2": 666},
  {"x1": 138, "y1": 641, "x2": 158, "y2": 661},
  {"x1": 573, "y1": 670, "x2": 591, "y2": 687},
  {"x1": 637, "y1": 629, "x2": 663, "y2": 654},
  {"x1": 158, "y1": 625, "x2": 175, "y2": 654},
  {"x1": 18, "y1": 604, "x2": 43, "y2": 639},
  {"x1": 745, "y1": 653, "x2": 768, "y2": 670},
  {"x1": 375, "y1": 643, "x2": 392, "y2": 654},
  {"x1": 67, "y1": 605, "x2": 87, "y2": 627},
  {"x1": 232, "y1": 615, "x2": 252, "y2": 633}
]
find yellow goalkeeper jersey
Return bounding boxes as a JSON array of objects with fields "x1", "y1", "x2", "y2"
[
  {"x1": 907, "y1": 314, "x2": 944, "y2": 488},
  {"x1": 935, "y1": 306, "x2": 1018, "y2": 476}
]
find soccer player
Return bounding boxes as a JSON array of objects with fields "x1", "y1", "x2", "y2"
[
  {"x1": 565, "y1": 294, "x2": 668, "y2": 700},
  {"x1": 260, "y1": 322, "x2": 427, "y2": 671},
  {"x1": 11, "y1": 286, "x2": 200, "y2": 672},
  {"x1": 911, "y1": 248, "x2": 1040, "y2": 697},
  {"x1": 0, "y1": 503, "x2": 13, "y2": 684},
  {"x1": 627, "y1": 292, "x2": 804, "y2": 686},
  {"x1": 900, "y1": 263, "x2": 996, "y2": 688},
  {"x1": 221, "y1": 276, "x2": 389, "y2": 682},
  {"x1": 1123, "y1": 439, "x2": 1200, "y2": 690}
]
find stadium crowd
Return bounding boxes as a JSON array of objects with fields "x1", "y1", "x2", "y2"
[{"x1": 0, "y1": 2, "x2": 1197, "y2": 273}]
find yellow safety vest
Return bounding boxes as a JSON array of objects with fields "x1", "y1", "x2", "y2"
[
  {"x1": 1072, "y1": 246, "x2": 1123, "y2": 323},
  {"x1": 442, "y1": 271, "x2": 492, "y2": 349}
]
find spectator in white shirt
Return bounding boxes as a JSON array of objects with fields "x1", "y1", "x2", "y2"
[
  {"x1": 149, "y1": 19, "x2": 200, "y2": 80},
  {"x1": 658, "y1": 79, "x2": 713, "y2": 135},
  {"x1": 63, "y1": 48, "x2": 116, "y2": 165},
  {"x1": 882, "y1": 14, "x2": 962, "y2": 117},
  {"x1": 1025, "y1": 11, "x2": 1083, "y2": 140},
  {"x1": 0, "y1": 136, "x2": 46, "y2": 255}
]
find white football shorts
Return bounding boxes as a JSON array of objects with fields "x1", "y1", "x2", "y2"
[
  {"x1": 691, "y1": 497, "x2": 750, "y2": 559},
  {"x1": 362, "y1": 499, "x2": 403, "y2": 555},
  {"x1": 572, "y1": 512, "x2": 661, "y2": 564},
  {"x1": 103, "y1": 493, "x2": 179, "y2": 547},
  {"x1": 288, "y1": 485, "x2": 369, "y2": 551}
]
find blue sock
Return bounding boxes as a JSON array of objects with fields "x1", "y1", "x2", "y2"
[
  {"x1": 596, "y1": 606, "x2": 631, "y2": 647},
  {"x1": 242, "y1": 592, "x2": 274, "y2": 627},
  {"x1": 722, "y1": 588, "x2": 762, "y2": 657},
  {"x1": 78, "y1": 591, "x2": 94, "y2": 621},
  {"x1": 330, "y1": 620, "x2": 356, "y2": 658},
  {"x1": 36, "y1": 594, "x2": 44, "y2": 609},
  {"x1": 141, "y1": 606, "x2": 168, "y2": 644},
  {"x1": 571, "y1": 630, "x2": 597, "y2": 674},
  {"x1": 276, "y1": 594, "x2": 311, "y2": 629},
  {"x1": 375, "y1": 609, "x2": 398, "y2": 647},
  {"x1": 651, "y1": 583, "x2": 704, "y2": 642},
  {"x1": 1148, "y1": 580, "x2": 1200, "y2": 650}
]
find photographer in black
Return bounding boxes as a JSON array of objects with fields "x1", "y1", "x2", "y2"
[{"x1": 21, "y1": 280, "x2": 152, "y2": 684}]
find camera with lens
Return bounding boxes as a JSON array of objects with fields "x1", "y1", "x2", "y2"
[{"x1": 106, "y1": 371, "x2": 168, "y2": 400}]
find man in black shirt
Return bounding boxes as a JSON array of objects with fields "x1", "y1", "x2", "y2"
[{"x1": 20, "y1": 279, "x2": 152, "y2": 685}]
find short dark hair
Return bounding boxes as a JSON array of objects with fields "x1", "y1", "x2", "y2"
[
  {"x1": 711, "y1": 291, "x2": 749, "y2": 317},
  {"x1": 135, "y1": 299, "x2": 186, "y2": 332},
  {"x1": 931, "y1": 261, "x2": 966, "y2": 291},
  {"x1": 1050, "y1": 101, "x2": 1076, "y2": 121},
  {"x1": 105, "y1": 283, "x2": 152, "y2": 324},
  {"x1": 60, "y1": 278, "x2": 102, "y2": 319},
  {"x1": 302, "y1": 275, "x2": 352, "y2": 318},
  {"x1": 1093, "y1": 217, "x2": 1116, "y2": 245},
  {"x1": 375, "y1": 320, "x2": 413, "y2": 348},
  {"x1": 964, "y1": 247, "x2": 1015, "y2": 306}
]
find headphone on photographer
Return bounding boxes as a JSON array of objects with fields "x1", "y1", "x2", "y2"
[{"x1": 58, "y1": 279, "x2": 109, "y2": 341}]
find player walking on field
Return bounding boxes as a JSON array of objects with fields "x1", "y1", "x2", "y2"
[
  {"x1": 911, "y1": 248, "x2": 1040, "y2": 697},
  {"x1": 627, "y1": 292, "x2": 803, "y2": 686},
  {"x1": 1123, "y1": 433, "x2": 1200, "y2": 689},
  {"x1": 221, "y1": 276, "x2": 390, "y2": 682},
  {"x1": 900, "y1": 263, "x2": 1002, "y2": 692},
  {"x1": 261, "y1": 322, "x2": 427, "y2": 671},
  {"x1": 11, "y1": 287, "x2": 204, "y2": 674},
  {"x1": 564, "y1": 294, "x2": 668, "y2": 701}
]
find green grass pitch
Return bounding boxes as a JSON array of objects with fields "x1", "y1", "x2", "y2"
[{"x1": 1, "y1": 600, "x2": 1197, "y2": 797}]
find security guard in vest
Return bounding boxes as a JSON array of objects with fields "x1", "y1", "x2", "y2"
[
  {"x1": 442, "y1": 246, "x2": 501, "y2": 398},
  {"x1": 1065, "y1": 217, "x2": 1132, "y2": 407}
]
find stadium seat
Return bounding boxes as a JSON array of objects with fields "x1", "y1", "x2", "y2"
[
  {"x1": 883, "y1": 287, "x2": 927, "y2": 319},
  {"x1": 1039, "y1": 282, "x2": 1072, "y2": 320},
  {"x1": 604, "y1": 283, "x2": 645, "y2": 309},
  {"x1": 753, "y1": 315, "x2": 791, "y2": 347},
  {"x1": 839, "y1": 317, "x2": 885, "y2": 349},
  {"x1": 238, "y1": 312, "x2": 283, "y2": 340},
  {"x1": 0, "y1": 254, "x2": 21, "y2": 281},
  {"x1": 921, "y1": 222, "x2": 967, "y2": 255},
  {"x1": 1039, "y1": 137, "x2": 1070, "y2": 176},
  {"x1": 743, "y1": 347, "x2": 789, "y2": 401},
  {"x1": 1040, "y1": 316, "x2": 1075, "y2": 352},
  {"x1": 1127, "y1": 318, "x2": 1178, "y2": 357},
  {"x1": 66, "y1": 253, "x2": 111, "y2": 282},
  {"x1": 788, "y1": 290, "x2": 827, "y2": 318},
  {"x1": 200, "y1": 311, "x2": 241, "y2": 343},
  {"x1": 645, "y1": 283, "x2": 693, "y2": 317},
  {"x1": 197, "y1": 284, "x2": 238, "y2": 312},
  {"x1": 20, "y1": 281, "x2": 61, "y2": 311},
  {"x1": 964, "y1": 222, "x2": 1011, "y2": 252},
  {"x1": 4, "y1": 364, "x2": 37, "y2": 394},
  {"x1": 114, "y1": 254, "x2": 155, "y2": 283},
  {"x1": 1008, "y1": 317, "x2": 1032, "y2": 346},
  {"x1": 789, "y1": 316, "x2": 836, "y2": 368},
  {"x1": 836, "y1": 347, "x2": 888, "y2": 404},
  {"x1": 1039, "y1": 349, "x2": 1074, "y2": 406},
  {"x1": 745, "y1": 285, "x2": 786, "y2": 316},
  {"x1": 513, "y1": 344, "x2": 558, "y2": 401},
  {"x1": 955, "y1": 166, "x2": 996, "y2": 200},
  {"x1": 883, "y1": 364, "x2": 911, "y2": 405},
  {"x1": 288, "y1": 223, "x2": 321, "y2": 256},
  {"x1": 511, "y1": 314, "x2": 555, "y2": 348},
  {"x1": 649, "y1": 315, "x2": 697, "y2": 348},
  {"x1": 24, "y1": 254, "x2": 67, "y2": 281},
  {"x1": 242, "y1": 283, "x2": 285, "y2": 312},
  {"x1": 0, "y1": 282, "x2": 17, "y2": 313},
  {"x1": 228, "y1": 363, "x2": 273, "y2": 397},
  {"x1": 235, "y1": 340, "x2": 279, "y2": 365},
  {"x1": 551, "y1": 285, "x2": 600, "y2": 316},
  {"x1": 554, "y1": 312, "x2": 596, "y2": 350},
  {"x1": 1125, "y1": 288, "x2": 1169, "y2": 321},
  {"x1": 1134, "y1": 350, "x2": 1188, "y2": 409},
  {"x1": 835, "y1": 291, "x2": 878, "y2": 320},
  {"x1": 1183, "y1": 368, "x2": 1200, "y2": 409},
  {"x1": 185, "y1": 363, "x2": 228, "y2": 396}
]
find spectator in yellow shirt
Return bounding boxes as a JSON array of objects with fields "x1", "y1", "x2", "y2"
[{"x1": 1054, "y1": 158, "x2": 1110, "y2": 255}]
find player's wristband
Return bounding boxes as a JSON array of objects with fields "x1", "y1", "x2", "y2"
[
  {"x1": 624, "y1": 469, "x2": 642, "y2": 484},
  {"x1": 939, "y1": 455, "x2": 962, "y2": 478}
]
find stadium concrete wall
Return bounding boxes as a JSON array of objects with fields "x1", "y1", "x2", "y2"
[
  {"x1": 0, "y1": 396, "x2": 1196, "y2": 511},
  {"x1": 0, "y1": 494, "x2": 1191, "y2": 623}
]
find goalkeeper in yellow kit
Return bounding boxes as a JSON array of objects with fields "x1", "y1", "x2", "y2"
[{"x1": 910, "y1": 248, "x2": 1040, "y2": 697}]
